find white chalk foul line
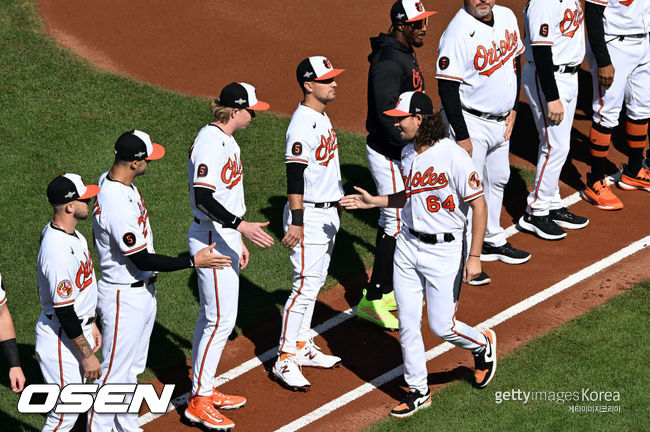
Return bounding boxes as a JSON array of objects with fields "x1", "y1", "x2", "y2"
[
  {"x1": 138, "y1": 186, "x2": 607, "y2": 426},
  {"x1": 275, "y1": 234, "x2": 650, "y2": 432}
]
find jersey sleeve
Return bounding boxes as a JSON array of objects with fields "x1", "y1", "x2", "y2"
[
  {"x1": 42, "y1": 254, "x2": 82, "y2": 308},
  {"x1": 285, "y1": 125, "x2": 313, "y2": 165},
  {"x1": 190, "y1": 141, "x2": 222, "y2": 191},
  {"x1": 512, "y1": 11, "x2": 526, "y2": 56},
  {"x1": 454, "y1": 152, "x2": 484, "y2": 202},
  {"x1": 0, "y1": 272, "x2": 6, "y2": 307},
  {"x1": 436, "y1": 25, "x2": 470, "y2": 83},
  {"x1": 526, "y1": 0, "x2": 558, "y2": 46},
  {"x1": 585, "y1": 0, "x2": 608, "y2": 5},
  {"x1": 105, "y1": 203, "x2": 149, "y2": 256}
]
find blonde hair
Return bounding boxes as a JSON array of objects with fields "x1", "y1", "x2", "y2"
[{"x1": 210, "y1": 99, "x2": 234, "y2": 123}]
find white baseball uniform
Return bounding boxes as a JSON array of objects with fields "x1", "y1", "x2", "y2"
[
  {"x1": 0, "y1": 272, "x2": 6, "y2": 307},
  {"x1": 436, "y1": 5, "x2": 525, "y2": 247},
  {"x1": 587, "y1": 0, "x2": 650, "y2": 128},
  {"x1": 395, "y1": 138, "x2": 488, "y2": 394},
  {"x1": 278, "y1": 103, "x2": 343, "y2": 355},
  {"x1": 523, "y1": 0, "x2": 585, "y2": 215},
  {"x1": 35, "y1": 223, "x2": 98, "y2": 432},
  {"x1": 187, "y1": 124, "x2": 244, "y2": 397},
  {"x1": 89, "y1": 171, "x2": 157, "y2": 432}
]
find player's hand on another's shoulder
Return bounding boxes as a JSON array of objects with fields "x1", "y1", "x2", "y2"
[
  {"x1": 281, "y1": 225, "x2": 302, "y2": 249},
  {"x1": 340, "y1": 186, "x2": 376, "y2": 210},
  {"x1": 547, "y1": 99, "x2": 564, "y2": 125},
  {"x1": 456, "y1": 138, "x2": 473, "y2": 156},
  {"x1": 9, "y1": 366, "x2": 25, "y2": 393},
  {"x1": 237, "y1": 221, "x2": 275, "y2": 248},
  {"x1": 83, "y1": 355, "x2": 102, "y2": 380},
  {"x1": 598, "y1": 64, "x2": 615, "y2": 88},
  {"x1": 195, "y1": 243, "x2": 232, "y2": 269}
]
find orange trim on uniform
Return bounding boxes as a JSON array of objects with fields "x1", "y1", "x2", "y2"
[
  {"x1": 529, "y1": 72, "x2": 553, "y2": 214},
  {"x1": 192, "y1": 182, "x2": 217, "y2": 190},
  {"x1": 530, "y1": 41, "x2": 554, "y2": 45},
  {"x1": 625, "y1": 120, "x2": 648, "y2": 149},
  {"x1": 435, "y1": 74, "x2": 464, "y2": 82},
  {"x1": 406, "y1": 185, "x2": 447, "y2": 197},
  {"x1": 589, "y1": 0, "x2": 608, "y2": 4},
  {"x1": 389, "y1": 160, "x2": 401, "y2": 237},
  {"x1": 596, "y1": 84, "x2": 605, "y2": 126},
  {"x1": 0, "y1": 296, "x2": 6, "y2": 307},
  {"x1": 285, "y1": 158, "x2": 309, "y2": 164},
  {"x1": 463, "y1": 191, "x2": 484, "y2": 201},
  {"x1": 89, "y1": 290, "x2": 120, "y2": 430},
  {"x1": 451, "y1": 303, "x2": 487, "y2": 347},
  {"x1": 515, "y1": 46, "x2": 525, "y2": 56},
  {"x1": 53, "y1": 299, "x2": 75, "y2": 306},
  {"x1": 52, "y1": 327, "x2": 64, "y2": 431},
  {"x1": 122, "y1": 243, "x2": 147, "y2": 255},
  {"x1": 195, "y1": 231, "x2": 220, "y2": 396},
  {"x1": 279, "y1": 233, "x2": 305, "y2": 352}
]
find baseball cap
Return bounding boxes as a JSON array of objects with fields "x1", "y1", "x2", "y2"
[
  {"x1": 384, "y1": 91, "x2": 433, "y2": 117},
  {"x1": 47, "y1": 173, "x2": 100, "y2": 205},
  {"x1": 296, "y1": 56, "x2": 345, "y2": 86},
  {"x1": 219, "y1": 82, "x2": 270, "y2": 111},
  {"x1": 114, "y1": 130, "x2": 165, "y2": 161},
  {"x1": 391, "y1": 0, "x2": 436, "y2": 24}
]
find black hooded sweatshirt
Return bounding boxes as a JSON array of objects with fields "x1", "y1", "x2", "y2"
[{"x1": 366, "y1": 33, "x2": 425, "y2": 161}]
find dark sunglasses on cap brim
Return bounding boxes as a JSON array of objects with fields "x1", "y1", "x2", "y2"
[{"x1": 408, "y1": 17, "x2": 428, "y2": 30}]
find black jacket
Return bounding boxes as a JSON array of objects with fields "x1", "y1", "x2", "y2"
[{"x1": 366, "y1": 33, "x2": 425, "y2": 161}]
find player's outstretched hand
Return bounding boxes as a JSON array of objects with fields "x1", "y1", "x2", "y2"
[
  {"x1": 463, "y1": 256, "x2": 482, "y2": 284},
  {"x1": 194, "y1": 243, "x2": 232, "y2": 269},
  {"x1": 504, "y1": 110, "x2": 517, "y2": 140},
  {"x1": 83, "y1": 355, "x2": 102, "y2": 380},
  {"x1": 92, "y1": 322, "x2": 102, "y2": 353},
  {"x1": 456, "y1": 138, "x2": 473, "y2": 156},
  {"x1": 9, "y1": 366, "x2": 25, "y2": 393},
  {"x1": 240, "y1": 242, "x2": 250, "y2": 270},
  {"x1": 340, "y1": 186, "x2": 377, "y2": 210},
  {"x1": 598, "y1": 64, "x2": 615, "y2": 88},
  {"x1": 237, "y1": 221, "x2": 275, "y2": 248},
  {"x1": 547, "y1": 99, "x2": 564, "y2": 125},
  {"x1": 282, "y1": 225, "x2": 302, "y2": 249}
]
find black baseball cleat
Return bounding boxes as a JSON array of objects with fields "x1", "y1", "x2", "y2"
[
  {"x1": 481, "y1": 242, "x2": 531, "y2": 265},
  {"x1": 390, "y1": 388, "x2": 432, "y2": 418},
  {"x1": 474, "y1": 329, "x2": 497, "y2": 389},
  {"x1": 518, "y1": 213, "x2": 567, "y2": 240},
  {"x1": 466, "y1": 271, "x2": 491, "y2": 286},
  {"x1": 549, "y1": 207, "x2": 589, "y2": 229}
]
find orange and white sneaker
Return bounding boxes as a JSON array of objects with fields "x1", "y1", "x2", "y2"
[
  {"x1": 618, "y1": 165, "x2": 650, "y2": 192},
  {"x1": 212, "y1": 388, "x2": 246, "y2": 410},
  {"x1": 581, "y1": 176, "x2": 623, "y2": 210},
  {"x1": 184, "y1": 395, "x2": 235, "y2": 430}
]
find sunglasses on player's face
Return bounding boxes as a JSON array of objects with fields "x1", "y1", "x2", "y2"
[{"x1": 408, "y1": 17, "x2": 428, "y2": 30}]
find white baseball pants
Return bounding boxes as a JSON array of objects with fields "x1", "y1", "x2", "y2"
[
  {"x1": 188, "y1": 221, "x2": 241, "y2": 397},
  {"x1": 394, "y1": 229, "x2": 487, "y2": 394},
  {"x1": 589, "y1": 34, "x2": 650, "y2": 128},
  {"x1": 523, "y1": 64, "x2": 579, "y2": 215},
  {"x1": 35, "y1": 314, "x2": 96, "y2": 432},
  {"x1": 278, "y1": 203, "x2": 339, "y2": 355},
  {"x1": 88, "y1": 280, "x2": 157, "y2": 432},
  {"x1": 366, "y1": 145, "x2": 404, "y2": 238}
]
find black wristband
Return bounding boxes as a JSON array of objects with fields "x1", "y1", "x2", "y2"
[
  {"x1": 0, "y1": 338, "x2": 20, "y2": 368},
  {"x1": 290, "y1": 209, "x2": 304, "y2": 226}
]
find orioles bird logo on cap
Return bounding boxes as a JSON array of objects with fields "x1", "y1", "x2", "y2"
[
  {"x1": 323, "y1": 58, "x2": 332, "y2": 69},
  {"x1": 415, "y1": 1, "x2": 424, "y2": 12}
]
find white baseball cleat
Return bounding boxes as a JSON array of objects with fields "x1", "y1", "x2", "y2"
[
  {"x1": 272, "y1": 354, "x2": 311, "y2": 391},
  {"x1": 295, "y1": 339, "x2": 341, "y2": 369}
]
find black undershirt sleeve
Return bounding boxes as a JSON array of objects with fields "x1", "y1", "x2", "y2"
[
  {"x1": 194, "y1": 187, "x2": 243, "y2": 229},
  {"x1": 286, "y1": 163, "x2": 306, "y2": 195},
  {"x1": 513, "y1": 55, "x2": 523, "y2": 111},
  {"x1": 54, "y1": 305, "x2": 83, "y2": 340},
  {"x1": 531, "y1": 46, "x2": 560, "y2": 102},
  {"x1": 438, "y1": 79, "x2": 470, "y2": 141},
  {"x1": 0, "y1": 338, "x2": 20, "y2": 367},
  {"x1": 128, "y1": 250, "x2": 194, "y2": 272},
  {"x1": 585, "y1": 2, "x2": 611, "y2": 68}
]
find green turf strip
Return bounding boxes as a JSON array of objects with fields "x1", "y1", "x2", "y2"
[{"x1": 367, "y1": 283, "x2": 650, "y2": 432}]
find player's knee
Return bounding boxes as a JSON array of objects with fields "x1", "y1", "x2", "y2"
[{"x1": 428, "y1": 318, "x2": 454, "y2": 340}]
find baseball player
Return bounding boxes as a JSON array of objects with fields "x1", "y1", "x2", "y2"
[
  {"x1": 89, "y1": 131, "x2": 229, "y2": 432},
  {"x1": 341, "y1": 91, "x2": 497, "y2": 418},
  {"x1": 185, "y1": 82, "x2": 274, "y2": 430},
  {"x1": 271, "y1": 57, "x2": 345, "y2": 392},
  {"x1": 581, "y1": 0, "x2": 650, "y2": 210},
  {"x1": 518, "y1": 0, "x2": 590, "y2": 240},
  {"x1": 0, "y1": 272, "x2": 26, "y2": 393},
  {"x1": 360, "y1": 0, "x2": 436, "y2": 330},
  {"x1": 36, "y1": 173, "x2": 102, "y2": 431},
  {"x1": 436, "y1": 0, "x2": 530, "y2": 283}
]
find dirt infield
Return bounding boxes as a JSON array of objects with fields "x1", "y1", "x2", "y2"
[{"x1": 37, "y1": 0, "x2": 650, "y2": 431}]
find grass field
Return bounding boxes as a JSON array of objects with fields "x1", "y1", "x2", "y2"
[{"x1": 1, "y1": 0, "x2": 638, "y2": 431}]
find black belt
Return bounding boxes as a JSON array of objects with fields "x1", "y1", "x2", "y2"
[
  {"x1": 614, "y1": 33, "x2": 648, "y2": 40},
  {"x1": 46, "y1": 314, "x2": 96, "y2": 326},
  {"x1": 194, "y1": 217, "x2": 202, "y2": 224},
  {"x1": 306, "y1": 201, "x2": 339, "y2": 208},
  {"x1": 131, "y1": 275, "x2": 157, "y2": 287},
  {"x1": 553, "y1": 64, "x2": 580, "y2": 74},
  {"x1": 463, "y1": 108, "x2": 509, "y2": 122},
  {"x1": 408, "y1": 228, "x2": 455, "y2": 245}
]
